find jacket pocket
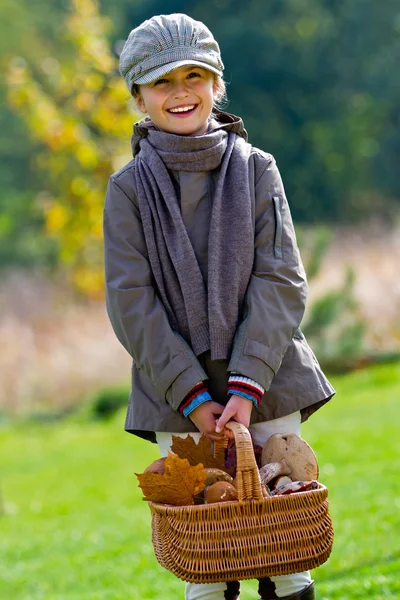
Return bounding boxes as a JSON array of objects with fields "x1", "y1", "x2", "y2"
[{"x1": 272, "y1": 195, "x2": 283, "y2": 259}]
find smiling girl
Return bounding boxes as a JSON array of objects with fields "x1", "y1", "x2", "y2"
[
  {"x1": 133, "y1": 65, "x2": 219, "y2": 136},
  {"x1": 104, "y1": 13, "x2": 334, "y2": 600}
]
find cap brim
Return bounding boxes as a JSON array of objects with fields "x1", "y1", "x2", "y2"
[{"x1": 134, "y1": 60, "x2": 222, "y2": 85}]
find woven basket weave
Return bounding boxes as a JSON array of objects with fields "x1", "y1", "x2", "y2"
[{"x1": 149, "y1": 422, "x2": 334, "y2": 583}]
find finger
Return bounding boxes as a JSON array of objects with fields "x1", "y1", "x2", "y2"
[
  {"x1": 213, "y1": 417, "x2": 235, "y2": 439},
  {"x1": 221, "y1": 426, "x2": 235, "y2": 439},
  {"x1": 215, "y1": 406, "x2": 236, "y2": 433}
]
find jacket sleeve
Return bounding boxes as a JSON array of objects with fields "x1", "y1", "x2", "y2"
[
  {"x1": 103, "y1": 172, "x2": 208, "y2": 411},
  {"x1": 228, "y1": 151, "x2": 308, "y2": 391}
]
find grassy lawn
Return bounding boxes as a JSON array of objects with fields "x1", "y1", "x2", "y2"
[{"x1": 1, "y1": 363, "x2": 400, "y2": 599}]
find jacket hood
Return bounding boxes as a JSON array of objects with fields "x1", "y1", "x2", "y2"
[{"x1": 131, "y1": 109, "x2": 248, "y2": 157}]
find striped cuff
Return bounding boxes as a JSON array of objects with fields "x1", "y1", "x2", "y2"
[
  {"x1": 179, "y1": 382, "x2": 212, "y2": 417},
  {"x1": 227, "y1": 375, "x2": 265, "y2": 408}
]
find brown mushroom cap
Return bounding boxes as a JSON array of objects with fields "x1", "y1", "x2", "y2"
[
  {"x1": 204, "y1": 468, "x2": 233, "y2": 487},
  {"x1": 261, "y1": 433, "x2": 319, "y2": 481},
  {"x1": 144, "y1": 457, "x2": 167, "y2": 475},
  {"x1": 206, "y1": 481, "x2": 237, "y2": 503}
]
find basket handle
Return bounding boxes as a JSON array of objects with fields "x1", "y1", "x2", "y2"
[{"x1": 219, "y1": 422, "x2": 264, "y2": 502}]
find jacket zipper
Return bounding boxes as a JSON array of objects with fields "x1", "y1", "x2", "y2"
[{"x1": 272, "y1": 196, "x2": 283, "y2": 259}]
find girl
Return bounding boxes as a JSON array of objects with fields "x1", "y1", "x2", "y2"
[{"x1": 104, "y1": 13, "x2": 335, "y2": 600}]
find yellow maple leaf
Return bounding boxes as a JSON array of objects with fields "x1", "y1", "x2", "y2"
[{"x1": 136, "y1": 453, "x2": 207, "y2": 506}]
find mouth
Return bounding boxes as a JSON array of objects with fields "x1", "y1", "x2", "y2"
[{"x1": 166, "y1": 104, "x2": 198, "y2": 117}]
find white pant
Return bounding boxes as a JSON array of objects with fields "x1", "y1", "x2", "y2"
[{"x1": 156, "y1": 412, "x2": 313, "y2": 599}]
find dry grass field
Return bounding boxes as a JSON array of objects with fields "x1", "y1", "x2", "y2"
[
  {"x1": 308, "y1": 222, "x2": 400, "y2": 351},
  {"x1": 1, "y1": 222, "x2": 399, "y2": 415},
  {"x1": 0, "y1": 273, "x2": 130, "y2": 415}
]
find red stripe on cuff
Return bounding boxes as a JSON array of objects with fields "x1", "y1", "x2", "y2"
[
  {"x1": 228, "y1": 382, "x2": 263, "y2": 404},
  {"x1": 179, "y1": 382, "x2": 208, "y2": 415}
]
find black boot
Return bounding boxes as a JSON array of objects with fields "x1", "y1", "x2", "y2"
[
  {"x1": 225, "y1": 580, "x2": 240, "y2": 599},
  {"x1": 258, "y1": 579, "x2": 315, "y2": 600}
]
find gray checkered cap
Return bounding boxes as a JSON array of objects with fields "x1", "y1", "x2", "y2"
[{"x1": 119, "y1": 13, "x2": 224, "y2": 93}]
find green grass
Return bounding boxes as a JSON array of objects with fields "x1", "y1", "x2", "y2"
[{"x1": 1, "y1": 363, "x2": 400, "y2": 599}]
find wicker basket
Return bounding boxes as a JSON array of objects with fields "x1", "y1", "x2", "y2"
[{"x1": 149, "y1": 422, "x2": 334, "y2": 583}]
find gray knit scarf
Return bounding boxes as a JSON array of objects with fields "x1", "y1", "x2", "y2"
[{"x1": 132, "y1": 115, "x2": 254, "y2": 360}]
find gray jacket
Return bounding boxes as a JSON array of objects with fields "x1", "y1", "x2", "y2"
[{"x1": 104, "y1": 120, "x2": 335, "y2": 442}]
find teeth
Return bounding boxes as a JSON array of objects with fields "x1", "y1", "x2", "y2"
[{"x1": 169, "y1": 105, "x2": 195, "y2": 113}]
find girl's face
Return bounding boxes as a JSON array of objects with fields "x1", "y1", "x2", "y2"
[{"x1": 136, "y1": 65, "x2": 216, "y2": 136}]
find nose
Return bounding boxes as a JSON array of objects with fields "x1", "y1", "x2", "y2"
[{"x1": 172, "y1": 79, "x2": 189, "y2": 99}]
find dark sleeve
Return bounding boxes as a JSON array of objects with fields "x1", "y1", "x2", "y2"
[
  {"x1": 228, "y1": 151, "x2": 308, "y2": 391},
  {"x1": 103, "y1": 172, "x2": 208, "y2": 411}
]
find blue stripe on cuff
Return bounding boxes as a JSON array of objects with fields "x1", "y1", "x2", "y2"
[
  {"x1": 228, "y1": 389, "x2": 259, "y2": 408},
  {"x1": 182, "y1": 391, "x2": 212, "y2": 417}
]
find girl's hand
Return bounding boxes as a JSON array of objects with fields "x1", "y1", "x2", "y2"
[
  {"x1": 189, "y1": 401, "x2": 226, "y2": 441},
  {"x1": 215, "y1": 394, "x2": 253, "y2": 434}
]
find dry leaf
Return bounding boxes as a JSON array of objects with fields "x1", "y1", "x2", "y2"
[
  {"x1": 171, "y1": 433, "x2": 226, "y2": 470},
  {"x1": 136, "y1": 452, "x2": 207, "y2": 506}
]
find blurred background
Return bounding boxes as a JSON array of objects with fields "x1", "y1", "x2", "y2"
[
  {"x1": 1, "y1": 2, "x2": 400, "y2": 599},
  {"x1": 1, "y1": 0, "x2": 400, "y2": 418}
]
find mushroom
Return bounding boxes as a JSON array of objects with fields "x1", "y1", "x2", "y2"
[
  {"x1": 261, "y1": 433, "x2": 319, "y2": 482},
  {"x1": 259, "y1": 458, "x2": 291, "y2": 487},
  {"x1": 270, "y1": 480, "x2": 319, "y2": 496},
  {"x1": 194, "y1": 469, "x2": 233, "y2": 504},
  {"x1": 273, "y1": 475, "x2": 292, "y2": 490},
  {"x1": 205, "y1": 481, "x2": 237, "y2": 503},
  {"x1": 204, "y1": 468, "x2": 234, "y2": 487},
  {"x1": 144, "y1": 457, "x2": 167, "y2": 475}
]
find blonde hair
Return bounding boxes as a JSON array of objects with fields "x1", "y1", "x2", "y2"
[
  {"x1": 131, "y1": 74, "x2": 227, "y2": 110},
  {"x1": 213, "y1": 75, "x2": 227, "y2": 108}
]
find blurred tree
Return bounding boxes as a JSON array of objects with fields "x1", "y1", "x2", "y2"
[
  {"x1": 0, "y1": 0, "x2": 70, "y2": 268},
  {"x1": 125, "y1": 0, "x2": 400, "y2": 222},
  {"x1": 4, "y1": 0, "x2": 400, "y2": 281},
  {"x1": 5, "y1": 0, "x2": 136, "y2": 296}
]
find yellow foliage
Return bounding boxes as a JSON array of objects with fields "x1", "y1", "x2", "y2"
[
  {"x1": 91, "y1": 219, "x2": 103, "y2": 240},
  {"x1": 72, "y1": 265, "x2": 105, "y2": 298},
  {"x1": 47, "y1": 204, "x2": 69, "y2": 234},
  {"x1": 82, "y1": 73, "x2": 105, "y2": 91},
  {"x1": 70, "y1": 177, "x2": 89, "y2": 196},
  {"x1": 76, "y1": 142, "x2": 99, "y2": 168},
  {"x1": 74, "y1": 91, "x2": 95, "y2": 111},
  {"x1": 5, "y1": 0, "x2": 138, "y2": 298}
]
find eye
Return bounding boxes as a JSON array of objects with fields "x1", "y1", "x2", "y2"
[
  {"x1": 153, "y1": 77, "x2": 168, "y2": 86},
  {"x1": 187, "y1": 71, "x2": 201, "y2": 79}
]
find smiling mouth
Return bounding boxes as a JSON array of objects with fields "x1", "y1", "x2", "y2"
[{"x1": 167, "y1": 104, "x2": 198, "y2": 115}]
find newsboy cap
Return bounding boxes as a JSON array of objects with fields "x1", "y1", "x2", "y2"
[{"x1": 119, "y1": 13, "x2": 224, "y2": 93}]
